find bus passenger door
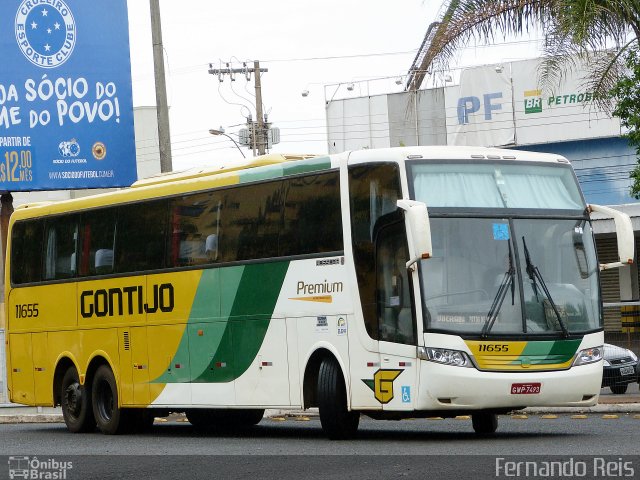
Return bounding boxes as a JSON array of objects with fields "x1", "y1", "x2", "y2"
[{"x1": 375, "y1": 222, "x2": 418, "y2": 411}]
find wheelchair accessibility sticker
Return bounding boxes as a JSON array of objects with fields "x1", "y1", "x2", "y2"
[{"x1": 401, "y1": 386, "x2": 411, "y2": 403}]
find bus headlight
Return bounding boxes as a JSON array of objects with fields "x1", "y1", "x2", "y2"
[
  {"x1": 418, "y1": 347, "x2": 473, "y2": 368},
  {"x1": 572, "y1": 346, "x2": 603, "y2": 366}
]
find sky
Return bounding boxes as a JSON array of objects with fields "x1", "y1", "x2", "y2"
[{"x1": 126, "y1": 1, "x2": 543, "y2": 172}]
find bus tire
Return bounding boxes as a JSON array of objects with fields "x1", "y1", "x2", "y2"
[
  {"x1": 229, "y1": 409, "x2": 264, "y2": 426},
  {"x1": 186, "y1": 409, "x2": 264, "y2": 431},
  {"x1": 472, "y1": 412, "x2": 498, "y2": 434},
  {"x1": 61, "y1": 367, "x2": 95, "y2": 433},
  {"x1": 92, "y1": 365, "x2": 127, "y2": 435},
  {"x1": 129, "y1": 409, "x2": 155, "y2": 433},
  {"x1": 317, "y1": 357, "x2": 359, "y2": 440}
]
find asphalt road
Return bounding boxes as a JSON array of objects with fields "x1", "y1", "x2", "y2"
[{"x1": 1, "y1": 414, "x2": 639, "y2": 479}]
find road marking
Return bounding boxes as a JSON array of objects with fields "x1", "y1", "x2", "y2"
[
  {"x1": 571, "y1": 415, "x2": 588, "y2": 419},
  {"x1": 455, "y1": 416, "x2": 471, "y2": 420},
  {"x1": 427, "y1": 417, "x2": 444, "y2": 420},
  {"x1": 602, "y1": 414, "x2": 619, "y2": 419},
  {"x1": 294, "y1": 416, "x2": 310, "y2": 421},
  {"x1": 634, "y1": 415, "x2": 640, "y2": 419},
  {"x1": 541, "y1": 414, "x2": 558, "y2": 419},
  {"x1": 511, "y1": 414, "x2": 528, "y2": 420},
  {"x1": 270, "y1": 416, "x2": 286, "y2": 422},
  {"x1": 154, "y1": 418, "x2": 168, "y2": 423}
]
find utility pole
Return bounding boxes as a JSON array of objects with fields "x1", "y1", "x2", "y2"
[
  {"x1": 253, "y1": 60, "x2": 266, "y2": 155},
  {"x1": 208, "y1": 61, "x2": 269, "y2": 156},
  {"x1": 150, "y1": 0, "x2": 173, "y2": 172}
]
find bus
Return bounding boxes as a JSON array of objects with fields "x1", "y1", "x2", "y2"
[{"x1": 5, "y1": 147, "x2": 634, "y2": 439}]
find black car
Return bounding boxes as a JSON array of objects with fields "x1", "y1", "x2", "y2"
[{"x1": 601, "y1": 343, "x2": 639, "y2": 394}]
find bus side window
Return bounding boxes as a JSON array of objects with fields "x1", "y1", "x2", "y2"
[
  {"x1": 168, "y1": 193, "x2": 222, "y2": 267},
  {"x1": 115, "y1": 200, "x2": 169, "y2": 273},
  {"x1": 349, "y1": 163, "x2": 402, "y2": 340},
  {"x1": 280, "y1": 172, "x2": 342, "y2": 256},
  {"x1": 79, "y1": 209, "x2": 116, "y2": 277},
  {"x1": 11, "y1": 220, "x2": 44, "y2": 285},
  {"x1": 375, "y1": 222, "x2": 416, "y2": 345},
  {"x1": 43, "y1": 216, "x2": 79, "y2": 280},
  {"x1": 221, "y1": 181, "x2": 283, "y2": 263}
]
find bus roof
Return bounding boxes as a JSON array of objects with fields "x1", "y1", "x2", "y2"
[
  {"x1": 131, "y1": 153, "x2": 318, "y2": 188},
  {"x1": 10, "y1": 153, "x2": 330, "y2": 221},
  {"x1": 10, "y1": 146, "x2": 571, "y2": 222},
  {"x1": 346, "y1": 146, "x2": 569, "y2": 165}
]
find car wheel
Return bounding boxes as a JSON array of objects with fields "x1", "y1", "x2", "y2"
[{"x1": 610, "y1": 384, "x2": 628, "y2": 395}]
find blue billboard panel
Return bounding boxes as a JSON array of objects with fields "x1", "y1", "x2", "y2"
[{"x1": 0, "y1": 0, "x2": 137, "y2": 191}]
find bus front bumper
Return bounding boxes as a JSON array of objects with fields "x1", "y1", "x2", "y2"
[{"x1": 416, "y1": 360, "x2": 602, "y2": 411}]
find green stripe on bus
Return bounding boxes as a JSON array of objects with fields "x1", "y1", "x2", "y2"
[
  {"x1": 239, "y1": 157, "x2": 332, "y2": 184},
  {"x1": 281, "y1": 157, "x2": 331, "y2": 176},
  {"x1": 510, "y1": 339, "x2": 581, "y2": 365},
  {"x1": 153, "y1": 261, "x2": 289, "y2": 384}
]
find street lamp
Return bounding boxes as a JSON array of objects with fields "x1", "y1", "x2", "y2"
[{"x1": 209, "y1": 127, "x2": 246, "y2": 158}]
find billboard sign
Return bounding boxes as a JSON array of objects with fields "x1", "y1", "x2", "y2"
[
  {"x1": 511, "y1": 58, "x2": 621, "y2": 145},
  {"x1": 444, "y1": 64, "x2": 516, "y2": 147},
  {"x1": 0, "y1": 0, "x2": 137, "y2": 191}
]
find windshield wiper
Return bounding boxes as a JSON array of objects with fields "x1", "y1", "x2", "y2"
[
  {"x1": 481, "y1": 242, "x2": 515, "y2": 338},
  {"x1": 522, "y1": 236, "x2": 570, "y2": 338}
]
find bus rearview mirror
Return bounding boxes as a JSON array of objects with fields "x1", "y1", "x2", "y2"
[
  {"x1": 397, "y1": 199, "x2": 433, "y2": 269},
  {"x1": 588, "y1": 204, "x2": 635, "y2": 270}
]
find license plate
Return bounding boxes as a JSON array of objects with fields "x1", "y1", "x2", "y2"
[
  {"x1": 511, "y1": 383, "x2": 541, "y2": 394},
  {"x1": 620, "y1": 366, "x2": 635, "y2": 376}
]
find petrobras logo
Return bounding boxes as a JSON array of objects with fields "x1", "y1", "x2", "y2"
[
  {"x1": 58, "y1": 138, "x2": 80, "y2": 157},
  {"x1": 524, "y1": 89, "x2": 543, "y2": 114},
  {"x1": 15, "y1": 0, "x2": 77, "y2": 69}
]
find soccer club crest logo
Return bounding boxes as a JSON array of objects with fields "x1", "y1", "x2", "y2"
[{"x1": 15, "y1": 0, "x2": 77, "y2": 68}]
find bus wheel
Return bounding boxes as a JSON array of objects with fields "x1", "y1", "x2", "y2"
[
  {"x1": 92, "y1": 365, "x2": 127, "y2": 435},
  {"x1": 231, "y1": 409, "x2": 264, "y2": 426},
  {"x1": 61, "y1": 367, "x2": 95, "y2": 433},
  {"x1": 317, "y1": 357, "x2": 359, "y2": 440},
  {"x1": 128, "y1": 409, "x2": 155, "y2": 433},
  {"x1": 472, "y1": 412, "x2": 498, "y2": 434},
  {"x1": 186, "y1": 409, "x2": 264, "y2": 431}
]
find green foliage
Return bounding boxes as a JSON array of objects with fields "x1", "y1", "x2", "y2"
[{"x1": 611, "y1": 48, "x2": 640, "y2": 199}]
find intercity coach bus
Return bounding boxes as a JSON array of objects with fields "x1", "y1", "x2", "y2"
[{"x1": 5, "y1": 146, "x2": 634, "y2": 439}]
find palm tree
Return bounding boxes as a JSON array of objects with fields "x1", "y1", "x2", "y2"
[{"x1": 419, "y1": 0, "x2": 640, "y2": 110}]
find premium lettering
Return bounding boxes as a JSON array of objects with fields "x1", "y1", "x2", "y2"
[
  {"x1": 80, "y1": 283, "x2": 174, "y2": 318},
  {"x1": 296, "y1": 280, "x2": 343, "y2": 295}
]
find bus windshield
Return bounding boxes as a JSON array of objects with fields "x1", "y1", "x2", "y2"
[
  {"x1": 412, "y1": 162, "x2": 584, "y2": 209},
  {"x1": 410, "y1": 162, "x2": 600, "y2": 336}
]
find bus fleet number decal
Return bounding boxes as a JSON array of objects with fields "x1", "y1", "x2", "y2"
[
  {"x1": 477, "y1": 344, "x2": 510, "y2": 353},
  {"x1": 15, "y1": 303, "x2": 39, "y2": 318}
]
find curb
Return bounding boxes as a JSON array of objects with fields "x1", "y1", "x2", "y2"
[
  {"x1": 0, "y1": 414, "x2": 64, "y2": 424},
  {"x1": 2, "y1": 404, "x2": 640, "y2": 424}
]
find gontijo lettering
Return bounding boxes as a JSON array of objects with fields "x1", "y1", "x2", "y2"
[{"x1": 80, "y1": 283, "x2": 174, "y2": 318}]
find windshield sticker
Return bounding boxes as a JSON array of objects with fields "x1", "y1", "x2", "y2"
[{"x1": 493, "y1": 223, "x2": 510, "y2": 240}]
